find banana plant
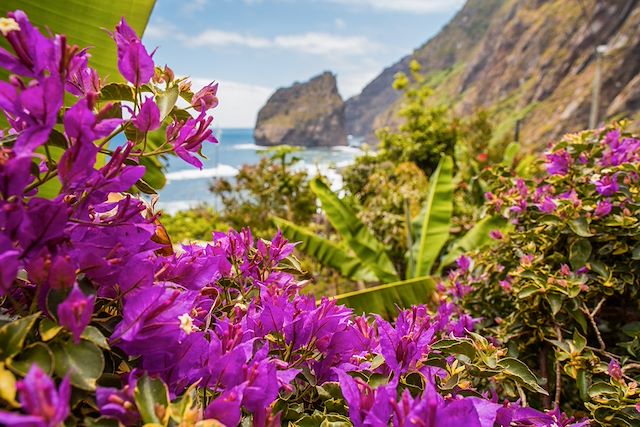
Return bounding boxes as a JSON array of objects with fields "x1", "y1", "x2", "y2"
[
  {"x1": 275, "y1": 155, "x2": 511, "y2": 315},
  {"x1": 309, "y1": 177, "x2": 400, "y2": 283},
  {"x1": 0, "y1": 0, "x2": 156, "y2": 82}
]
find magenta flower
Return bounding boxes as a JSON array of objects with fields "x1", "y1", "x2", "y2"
[
  {"x1": 0, "y1": 364, "x2": 70, "y2": 427},
  {"x1": 133, "y1": 97, "x2": 160, "y2": 134},
  {"x1": 594, "y1": 199, "x2": 612, "y2": 217},
  {"x1": 0, "y1": 235, "x2": 20, "y2": 295},
  {"x1": 0, "y1": 75, "x2": 63, "y2": 153},
  {"x1": 608, "y1": 358, "x2": 623, "y2": 381},
  {"x1": 96, "y1": 371, "x2": 141, "y2": 425},
  {"x1": 205, "y1": 386, "x2": 244, "y2": 427},
  {"x1": 192, "y1": 82, "x2": 219, "y2": 112},
  {"x1": 65, "y1": 50, "x2": 100, "y2": 97},
  {"x1": 112, "y1": 18, "x2": 154, "y2": 86},
  {"x1": 538, "y1": 196, "x2": 556, "y2": 213},
  {"x1": 595, "y1": 174, "x2": 619, "y2": 196},
  {"x1": 489, "y1": 229, "x2": 503, "y2": 240},
  {"x1": 57, "y1": 285, "x2": 95, "y2": 343},
  {"x1": 0, "y1": 10, "x2": 61, "y2": 78},
  {"x1": 456, "y1": 255, "x2": 471, "y2": 273},
  {"x1": 166, "y1": 109, "x2": 218, "y2": 168},
  {"x1": 545, "y1": 149, "x2": 571, "y2": 176}
]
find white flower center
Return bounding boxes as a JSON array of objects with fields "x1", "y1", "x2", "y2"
[
  {"x1": 178, "y1": 313, "x2": 195, "y2": 335},
  {"x1": 0, "y1": 18, "x2": 20, "y2": 36}
]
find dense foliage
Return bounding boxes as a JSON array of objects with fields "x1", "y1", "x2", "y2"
[
  {"x1": 211, "y1": 146, "x2": 317, "y2": 237},
  {"x1": 449, "y1": 124, "x2": 640, "y2": 425},
  {"x1": 0, "y1": 10, "x2": 600, "y2": 427}
]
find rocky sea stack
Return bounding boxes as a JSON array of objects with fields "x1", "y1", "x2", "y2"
[{"x1": 254, "y1": 72, "x2": 347, "y2": 147}]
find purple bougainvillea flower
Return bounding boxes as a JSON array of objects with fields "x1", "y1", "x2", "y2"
[
  {"x1": 0, "y1": 364, "x2": 70, "y2": 427},
  {"x1": 538, "y1": 196, "x2": 556, "y2": 213},
  {"x1": 594, "y1": 199, "x2": 612, "y2": 218},
  {"x1": 0, "y1": 75, "x2": 63, "y2": 154},
  {"x1": 545, "y1": 149, "x2": 571, "y2": 176},
  {"x1": 166, "y1": 109, "x2": 218, "y2": 169},
  {"x1": 608, "y1": 358, "x2": 623, "y2": 381},
  {"x1": 65, "y1": 50, "x2": 100, "y2": 97},
  {"x1": 192, "y1": 82, "x2": 219, "y2": 112},
  {"x1": 0, "y1": 150, "x2": 33, "y2": 198},
  {"x1": 57, "y1": 285, "x2": 95, "y2": 343},
  {"x1": 0, "y1": 235, "x2": 20, "y2": 295},
  {"x1": 595, "y1": 174, "x2": 619, "y2": 196},
  {"x1": 96, "y1": 371, "x2": 141, "y2": 425},
  {"x1": 456, "y1": 255, "x2": 471, "y2": 273},
  {"x1": 489, "y1": 229, "x2": 503, "y2": 240},
  {"x1": 133, "y1": 97, "x2": 160, "y2": 133},
  {"x1": 0, "y1": 10, "x2": 61, "y2": 78},
  {"x1": 205, "y1": 386, "x2": 245, "y2": 427},
  {"x1": 336, "y1": 369, "x2": 393, "y2": 427},
  {"x1": 112, "y1": 18, "x2": 154, "y2": 86}
]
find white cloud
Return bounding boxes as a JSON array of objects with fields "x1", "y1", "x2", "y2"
[
  {"x1": 334, "y1": 18, "x2": 346, "y2": 29},
  {"x1": 185, "y1": 29, "x2": 377, "y2": 56},
  {"x1": 327, "y1": 0, "x2": 464, "y2": 13},
  {"x1": 188, "y1": 29, "x2": 271, "y2": 49},
  {"x1": 191, "y1": 78, "x2": 273, "y2": 128},
  {"x1": 184, "y1": 0, "x2": 208, "y2": 12},
  {"x1": 338, "y1": 70, "x2": 379, "y2": 98},
  {"x1": 274, "y1": 32, "x2": 375, "y2": 56}
]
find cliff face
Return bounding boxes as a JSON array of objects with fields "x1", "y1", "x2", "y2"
[
  {"x1": 346, "y1": 0, "x2": 640, "y2": 150},
  {"x1": 254, "y1": 72, "x2": 347, "y2": 147}
]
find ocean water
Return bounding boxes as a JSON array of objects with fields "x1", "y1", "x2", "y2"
[{"x1": 157, "y1": 128, "x2": 362, "y2": 213}]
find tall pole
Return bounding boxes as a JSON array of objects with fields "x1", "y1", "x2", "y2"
[{"x1": 589, "y1": 45, "x2": 607, "y2": 129}]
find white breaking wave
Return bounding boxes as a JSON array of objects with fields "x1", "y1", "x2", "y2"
[
  {"x1": 331, "y1": 145, "x2": 363, "y2": 154},
  {"x1": 166, "y1": 164, "x2": 239, "y2": 181},
  {"x1": 233, "y1": 143, "x2": 267, "y2": 150}
]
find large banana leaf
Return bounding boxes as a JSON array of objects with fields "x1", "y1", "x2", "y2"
[
  {"x1": 409, "y1": 156, "x2": 454, "y2": 278},
  {"x1": 438, "y1": 215, "x2": 510, "y2": 272},
  {"x1": 333, "y1": 276, "x2": 435, "y2": 319},
  {"x1": 310, "y1": 177, "x2": 399, "y2": 283},
  {"x1": 0, "y1": 0, "x2": 156, "y2": 82},
  {"x1": 272, "y1": 217, "x2": 378, "y2": 282}
]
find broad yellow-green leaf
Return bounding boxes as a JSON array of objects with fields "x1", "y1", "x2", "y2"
[
  {"x1": 310, "y1": 177, "x2": 398, "y2": 283},
  {"x1": 0, "y1": 313, "x2": 40, "y2": 361},
  {"x1": 410, "y1": 156, "x2": 454, "y2": 278},
  {"x1": 273, "y1": 217, "x2": 378, "y2": 282},
  {"x1": 0, "y1": 0, "x2": 156, "y2": 83},
  {"x1": 333, "y1": 276, "x2": 435, "y2": 319},
  {"x1": 135, "y1": 374, "x2": 170, "y2": 425},
  {"x1": 51, "y1": 339, "x2": 105, "y2": 391}
]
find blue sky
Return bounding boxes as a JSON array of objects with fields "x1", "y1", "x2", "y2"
[{"x1": 143, "y1": 0, "x2": 464, "y2": 127}]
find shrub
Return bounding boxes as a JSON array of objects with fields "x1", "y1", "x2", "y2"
[{"x1": 447, "y1": 123, "x2": 640, "y2": 425}]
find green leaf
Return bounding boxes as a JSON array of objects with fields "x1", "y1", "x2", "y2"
[
  {"x1": 568, "y1": 217, "x2": 594, "y2": 237},
  {"x1": 8, "y1": 342, "x2": 54, "y2": 376},
  {"x1": 51, "y1": 340, "x2": 105, "y2": 391},
  {"x1": 546, "y1": 293, "x2": 563, "y2": 316},
  {"x1": 410, "y1": 156, "x2": 454, "y2": 278},
  {"x1": 588, "y1": 381, "x2": 620, "y2": 398},
  {"x1": 134, "y1": 374, "x2": 170, "y2": 425},
  {"x1": 99, "y1": 83, "x2": 135, "y2": 102},
  {"x1": 497, "y1": 357, "x2": 548, "y2": 395},
  {"x1": 39, "y1": 318, "x2": 62, "y2": 342},
  {"x1": 569, "y1": 239, "x2": 592, "y2": 270},
  {"x1": 80, "y1": 326, "x2": 110, "y2": 350},
  {"x1": 439, "y1": 215, "x2": 509, "y2": 271},
  {"x1": 0, "y1": 0, "x2": 156, "y2": 84},
  {"x1": 0, "y1": 313, "x2": 40, "y2": 360},
  {"x1": 139, "y1": 156, "x2": 167, "y2": 191},
  {"x1": 156, "y1": 85, "x2": 180, "y2": 122},
  {"x1": 501, "y1": 142, "x2": 520, "y2": 167},
  {"x1": 333, "y1": 276, "x2": 435, "y2": 319},
  {"x1": 431, "y1": 339, "x2": 477, "y2": 360},
  {"x1": 273, "y1": 217, "x2": 378, "y2": 282},
  {"x1": 310, "y1": 177, "x2": 398, "y2": 282}
]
